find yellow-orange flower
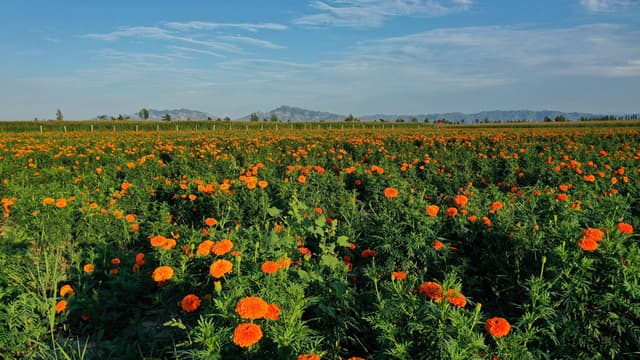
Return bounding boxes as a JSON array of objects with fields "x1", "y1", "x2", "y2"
[
  {"x1": 55, "y1": 198, "x2": 67, "y2": 209},
  {"x1": 489, "y1": 201, "x2": 503, "y2": 213},
  {"x1": 235, "y1": 296, "x2": 268, "y2": 319},
  {"x1": 265, "y1": 303, "x2": 281, "y2": 320},
  {"x1": 233, "y1": 323, "x2": 263, "y2": 348},
  {"x1": 209, "y1": 259, "x2": 233, "y2": 278},
  {"x1": 152, "y1": 265, "x2": 174, "y2": 283},
  {"x1": 453, "y1": 195, "x2": 468, "y2": 208},
  {"x1": 446, "y1": 207, "x2": 458, "y2": 217},
  {"x1": 212, "y1": 239, "x2": 233, "y2": 256},
  {"x1": 446, "y1": 289, "x2": 467, "y2": 308},
  {"x1": 59, "y1": 284, "x2": 73, "y2": 297},
  {"x1": 196, "y1": 240, "x2": 215, "y2": 256},
  {"x1": 419, "y1": 281, "x2": 443, "y2": 302},
  {"x1": 426, "y1": 205, "x2": 439, "y2": 217},
  {"x1": 204, "y1": 217, "x2": 217, "y2": 227},
  {"x1": 432, "y1": 240, "x2": 444, "y2": 251},
  {"x1": 180, "y1": 294, "x2": 201, "y2": 313},
  {"x1": 297, "y1": 354, "x2": 320, "y2": 360},
  {"x1": 617, "y1": 222, "x2": 633, "y2": 234},
  {"x1": 150, "y1": 235, "x2": 169, "y2": 248},
  {"x1": 43, "y1": 197, "x2": 55, "y2": 205},
  {"x1": 261, "y1": 261, "x2": 279, "y2": 274},
  {"x1": 582, "y1": 228, "x2": 604, "y2": 242},
  {"x1": 83, "y1": 264, "x2": 95, "y2": 273},
  {"x1": 577, "y1": 237, "x2": 598, "y2": 251},
  {"x1": 383, "y1": 187, "x2": 398, "y2": 198},
  {"x1": 485, "y1": 317, "x2": 511, "y2": 338},
  {"x1": 55, "y1": 300, "x2": 67, "y2": 313},
  {"x1": 391, "y1": 271, "x2": 407, "y2": 281}
]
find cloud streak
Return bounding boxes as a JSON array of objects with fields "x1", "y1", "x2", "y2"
[
  {"x1": 580, "y1": 0, "x2": 633, "y2": 12},
  {"x1": 294, "y1": 0, "x2": 472, "y2": 27},
  {"x1": 164, "y1": 21, "x2": 287, "y2": 31}
]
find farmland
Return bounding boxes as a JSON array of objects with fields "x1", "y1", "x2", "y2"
[{"x1": 0, "y1": 123, "x2": 639, "y2": 359}]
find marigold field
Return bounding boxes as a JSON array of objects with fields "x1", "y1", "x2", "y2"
[{"x1": 1, "y1": 123, "x2": 639, "y2": 359}]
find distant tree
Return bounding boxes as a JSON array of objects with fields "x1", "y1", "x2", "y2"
[
  {"x1": 554, "y1": 115, "x2": 566, "y2": 122},
  {"x1": 424, "y1": 117, "x2": 429, "y2": 123},
  {"x1": 270, "y1": 113, "x2": 278, "y2": 122},
  {"x1": 56, "y1": 109, "x2": 63, "y2": 121},
  {"x1": 395, "y1": 117, "x2": 405, "y2": 123},
  {"x1": 117, "y1": 114, "x2": 124, "y2": 121},
  {"x1": 543, "y1": 116, "x2": 552, "y2": 122},
  {"x1": 162, "y1": 114, "x2": 172, "y2": 122},
  {"x1": 344, "y1": 114, "x2": 355, "y2": 122},
  {"x1": 379, "y1": 118, "x2": 385, "y2": 122},
  {"x1": 223, "y1": 116, "x2": 231, "y2": 122},
  {"x1": 207, "y1": 116, "x2": 212, "y2": 121},
  {"x1": 97, "y1": 115, "x2": 108, "y2": 121},
  {"x1": 250, "y1": 113, "x2": 260, "y2": 122},
  {"x1": 411, "y1": 117, "x2": 418, "y2": 123},
  {"x1": 139, "y1": 108, "x2": 149, "y2": 120}
]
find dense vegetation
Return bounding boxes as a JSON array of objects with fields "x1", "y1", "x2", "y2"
[{"x1": 1, "y1": 123, "x2": 639, "y2": 359}]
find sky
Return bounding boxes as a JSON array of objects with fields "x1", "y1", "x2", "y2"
[{"x1": 1, "y1": 0, "x2": 639, "y2": 120}]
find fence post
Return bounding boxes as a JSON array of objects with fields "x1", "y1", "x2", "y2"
[
  {"x1": 63, "y1": 126, "x2": 67, "y2": 132},
  {"x1": 40, "y1": 125, "x2": 43, "y2": 133}
]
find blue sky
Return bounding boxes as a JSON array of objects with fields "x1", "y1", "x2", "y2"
[{"x1": 1, "y1": 0, "x2": 639, "y2": 119}]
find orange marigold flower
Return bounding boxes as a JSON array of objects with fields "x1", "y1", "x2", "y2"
[
  {"x1": 419, "y1": 281, "x2": 443, "y2": 302},
  {"x1": 135, "y1": 253, "x2": 145, "y2": 265},
  {"x1": 489, "y1": 201, "x2": 503, "y2": 213},
  {"x1": 555, "y1": 194, "x2": 568, "y2": 201},
  {"x1": 55, "y1": 300, "x2": 67, "y2": 313},
  {"x1": 235, "y1": 296, "x2": 268, "y2": 319},
  {"x1": 297, "y1": 175, "x2": 306, "y2": 184},
  {"x1": 212, "y1": 239, "x2": 233, "y2": 256},
  {"x1": 265, "y1": 303, "x2": 281, "y2": 320},
  {"x1": 43, "y1": 197, "x2": 55, "y2": 205},
  {"x1": 348, "y1": 358, "x2": 365, "y2": 360},
  {"x1": 276, "y1": 257, "x2": 292, "y2": 269},
  {"x1": 582, "y1": 228, "x2": 604, "y2": 242},
  {"x1": 261, "y1": 261, "x2": 279, "y2": 274},
  {"x1": 258, "y1": 180, "x2": 268, "y2": 188},
  {"x1": 361, "y1": 249, "x2": 376, "y2": 258},
  {"x1": 152, "y1": 265, "x2": 174, "y2": 283},
  {"x1": 204, "y1": 217, "x2": 217, "y2": 227},
  {"x1": 558, "y1": 184, "x2": 569, "y2": 192},
  {"x1": 383, "y1": 187, "x2": 399, "y2": 198},
  {"x1": 453, "y1": 195, "x2": 468, "y2": 208},
  {"x1": 162, "y1": 238, "x2": 177, "y2": 250},
  {"x1": 485, "y1": 317, "x2": 511, "y2": 338},
  {"x1": 55, "y1": 198, "x2": 68, "y2": 209},
  {"x1": 432, "y1": 240, "x2": 444, "y2": 251},
  {"x1": 297, "y1": 355, "x2": 320, "y2": 360},
  {"x1": 59, "y1": 284, "x2": 73, "y2": 297},
  {"x1": 617, "y1": 222, "x2": 633, "y2": 234},
  {"x1": 209, "y1": 259, "x2": 233, "y2": 278},
  {"x1": 83, "y1": 264, "x2": 95, "y2": 273},
  {"x1": 426, "y1": 205, "x2": 440, "y2": 217},
  {"x1": 233, "y1": 323, "x2": 263, "y2": 348},
  {"x1": 577, "y1": 237, "x2": 598, "y2": 251},
  {"x1": 446, "y1": 289, "x2": 467, "y2": 308},
  {"x1": 124, "y1": 214, "x2": 136, "y2": 223},
  {"x1": 180, "y1": 294, "x2": 201, "y2": 313},
  {"x1": 111, "y1": 258, "x2": 121, "y2": 265},
  {"x1": 150, "y1": 235, "x2": 169, "y2": 248},
  {"x1": 196, "y1": 240, "x2": 215, "y2": 256},
  {"x1": 391, "y1": 271, "x2": 407, "y2": 281},
  {"x1": 446, "y1": 207, "x2": 458, "y2": 217},
  {"x1": 274, "y1": 224, "x2": 284, "y2": 232}
]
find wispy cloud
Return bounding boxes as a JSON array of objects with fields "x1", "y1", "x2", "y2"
[
  {"x1": 83, "y1": 26, "x2": 240, "y2": 52},
  {"x1": 168, "y1": 46, "x2": 225, "y2": 58},
  {"x1": 294, "y1": 0, "x2": 472, "y2": 27},
  {"x1": 217, "y1": 35, "x2": 285, "y2": 49},
  {"x1": 580, "y1": 0, "x2": 633, "y2": 12},
  {"x1": 164, "y1": 21, "x2": 287, "y2": 31}
]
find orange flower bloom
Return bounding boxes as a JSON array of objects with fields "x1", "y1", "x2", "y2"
[
  {"x1": 55, "y1": 198, "x2": 67, "y2": 209},
  {"x1": 446, "y1": 289, "x2": 467, "y2": 307},
  {"x1": 383, "y1": 187, "x2": 399, "y2": 198},
  {"x1": 212, "y1": 239, "x2": 233, "y2": 256},
  {"x1": 150, "y1": 235, "x2": 169, "y2": 248},
  {"x1": 43, "y1": 197, "x2": 55, "y2": 205},
  {"x1": 152, "y1": 266, "x2": 174, "y2": 283},
  {"x1": 233, "y1": 323, "x2": 263, "y2": 348},
  {"x1": 265, "y1": 303, "x2": 281, "y2": 320},
  {"x1": 235, "y1": 296, "x2": 268, "y2": 319},
  {"x1": 297, "y1": 175, "x2": 306, "y2": 184},
  {"x1": 419, "y1": 281, "x2": 443, "y2": 302},
  {"x1": 180, "y1": 294, "x2": 201, "y2": 313},
  {"x1": 485, "y1": 317, "x2": 511, "y2": 338},
  {"x1": 83, "y1": 264, "x2": 95, "y2": 273},
  {"x1": 59, "y1": 284, "x2": 73, "y2": 297},
  {"x1": 582, "y1": 228, "x2": 604, "y2": 242},
  {"x1": 558, "y1": 184, "x2": 569, "y2": 192},
  {"x1": 361, "y1": 249, "x2": 377, "y2": 258},
  {"x1": 111, "y1": 258, "x2": 121, "y2": 265},
  {"x1": 261, "y1": 261, "x2": 279, "y2": 274},
  {"x1": 162, "y1": 238, "x2": 177, "y2": 250},
  {"x1": 489, "y1": 201, "x2": 503, "y2": 213},
  {"x1": 124, "y1": 214, "x2": 136, "y2": 223},
  {"x1": 258, "y1": 180, "x2": 268, "y2": 188},
  {"x1": 209, "y1": 259, "x2": 233, "y2": 278},
  {"x1": 432, "y1": 240, "x2": 444, "y2": 251},
  {"x1": 555, "y1": 194, "x2": 568, "y2": 201},
  {"x1": 55, "y1": 300, "x2": 67, "y2": 313},
  {"x1": 617, "y1": 222, "x2": 633, "y2": 234},
  {"x1": 391, "y1": 271, "x2": 407, "y2": 281},
  {"x1": 426, "y1": 205, "x2": 440, "y2": 217},
  {"x1": 135, "y1": 253, "x2": 145, "y2": 265},
  {"x1": 453, "y1": 195, "x2": 468, "y2": 208},
  {"x1": 204, "y1": 217, "x2": 217, "y2": 227},
  {"x1": 297, "y1": 355, "x2": 320, "y2": 360},
  {"x1": 577, "y1": 237, "x2": 598, "y2": 251},
  {"x1": 446, "y1": 207, "x2": 458, "y2": 217},
  {"x1": 276, "y1": 257, "x2": 292, "y2": 269},
  {"x1": 196, "y1": 240, "x2": 215, "y2": 256}
]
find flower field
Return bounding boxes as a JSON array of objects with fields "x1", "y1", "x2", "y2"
[{"x1": 0, "y1": 123, "x2": 639, "y2": 359}]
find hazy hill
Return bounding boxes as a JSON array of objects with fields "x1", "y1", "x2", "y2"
[
  {"x1": 240, "y1": 106, "x2": 343, "y2": 122},
  {"x1": 96, "y1": 108, "x2": 215, "y2": 121}
]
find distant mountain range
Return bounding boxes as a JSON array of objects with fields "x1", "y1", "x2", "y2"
[{"x1": 96, "y1": 106, "x2": 623, "y2": 122}]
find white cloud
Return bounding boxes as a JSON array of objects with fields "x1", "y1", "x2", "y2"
[
  {"x1": 168, "y1": 46, "x2": 225, "y2": 58},
  {"x1": 581, "y1": 0, "x2": 633, "y2": 12},
  {"x1": 294, "y1": 0, "x2": 472, "y2": 27},
  {"x1": 164, "y1": 21, "x2": 287, "y2": 31},
  {"x1": 217, "y1": 35, "x2": 285, "y2": 49}
]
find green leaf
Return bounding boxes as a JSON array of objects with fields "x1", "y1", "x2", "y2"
[
  {"x1": 266, "y1": 207, "x2": 281, "y2": 217},
  {"x1": 336, "y1": 235, "x2": 350, "y2": 247}
]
